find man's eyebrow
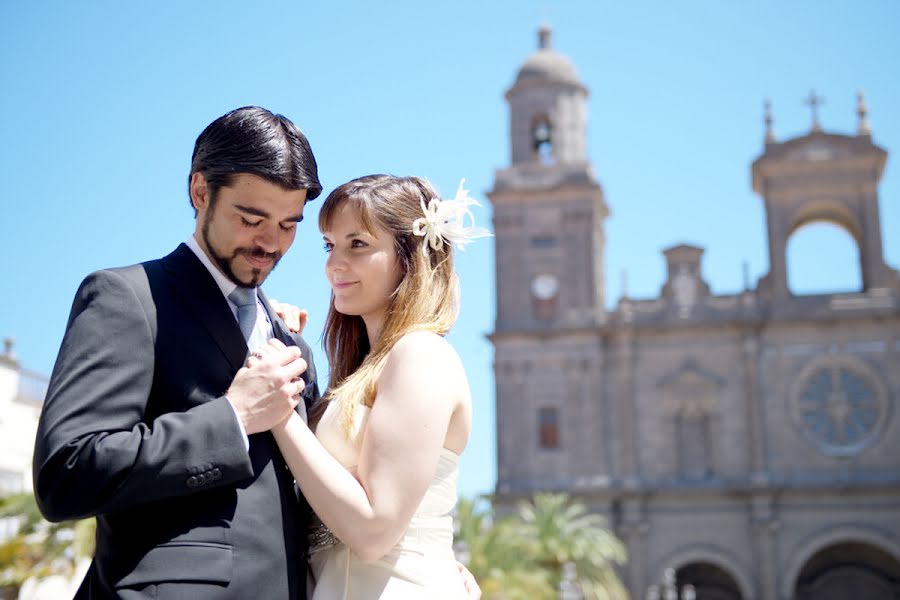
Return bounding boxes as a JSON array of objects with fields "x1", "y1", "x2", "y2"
[
  {"x1": 234, "y1": 204, "x2": 271, "y2": 219},
  {"x1": 235, "y1": 204, "x2": 304, "y2": 222}
]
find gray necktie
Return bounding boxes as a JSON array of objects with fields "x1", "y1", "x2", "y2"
[{"x1": 228, "y1": 287, "x2": 258, "y2": 343}]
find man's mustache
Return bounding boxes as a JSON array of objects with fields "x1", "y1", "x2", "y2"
[{"x1": 237, "y1": 247, "x2": 281, "y2": 261}]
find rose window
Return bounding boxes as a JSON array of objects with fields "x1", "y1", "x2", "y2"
[{"x1": 794, "y1": 362, "x2": 885, "y2": 456}]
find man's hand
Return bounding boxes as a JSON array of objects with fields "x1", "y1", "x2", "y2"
[
  {"x1": 227, "y1": 339, "x2": 308, "y2": 435},
  {"x1": 457, "y1": 561, "x2": 481, "y2": 600},
  {"x1": 269, "y1": 299, "x2": 308, "y2": 334}
]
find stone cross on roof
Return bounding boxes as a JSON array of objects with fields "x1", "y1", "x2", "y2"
[{"x1": 804, "y1": 89, "x2": 825, "y2": 132}]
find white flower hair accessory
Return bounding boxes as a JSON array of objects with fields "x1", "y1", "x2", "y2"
[{"x1": 412, "y1": 178, "x2": 492, "y2": 256}]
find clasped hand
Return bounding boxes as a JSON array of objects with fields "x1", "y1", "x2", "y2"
[{"x1": 227, "y1": 338, "x2": 307, "y2": 435}]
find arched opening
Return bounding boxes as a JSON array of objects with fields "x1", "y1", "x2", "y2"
[
  {"x1": 787, "y1": 221, "x2": 861, "y2": 295},
  {"x1": 676, "y1": 562, "x2": 743, "y2": 600},
  {"x1": 794, "y1": 542, "x2": 900, "y2": 599},
  {"x1": 531, "y1": 114, "x2": 553, "y2": 164}
]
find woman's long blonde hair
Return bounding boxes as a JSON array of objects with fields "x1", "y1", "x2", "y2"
[{"x1": 317, "y1": 175, "x2": 460, "y2": 438}]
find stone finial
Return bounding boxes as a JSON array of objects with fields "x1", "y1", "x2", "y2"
[
  {"x1": 804, "y1": 90, "x2": 825, "y2": 133},
  {"x1": 1, "y1": 337, "x2": 16, "y2": 365},
  {"x1": 538, "y1": 24, "x2": 552, "y2": 50},
  {"x1": 857, "y1": 89, "x2": 871, "y2": 136},
  {"x1": 764, "y1": 99, "x2": 776, "y2": 145}
]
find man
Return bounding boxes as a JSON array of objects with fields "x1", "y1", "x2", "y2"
[{"x1": 33, "y1": 106, "x2": 322, "y2": 598}]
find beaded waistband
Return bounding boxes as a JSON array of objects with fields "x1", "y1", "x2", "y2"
[
  {"x1": 307, "y1": 523, "x2": 341, "y2": 554},
  {"x1": 307, "y1": 516, "x2": 455, "y2": 558}
]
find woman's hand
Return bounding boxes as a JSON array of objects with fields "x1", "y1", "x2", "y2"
[
  {"x1": 457, "y1": 562, "x2": 482, "y2": 599},
  {"x1": 269, "y1": 299, "x2": 308, "y2": 334}
]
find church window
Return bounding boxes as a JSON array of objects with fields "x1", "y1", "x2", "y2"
[
  {"x1": 678, "y1": 414, "x2": 712, "y2": 480},
  {"x1": 530, "y1": 235, "x2": 558, "y2": 248},
  {"x1": 538, "y1": 407, "x2": 560, "y2": 449}
]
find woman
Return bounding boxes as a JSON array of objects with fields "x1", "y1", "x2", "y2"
[{"x1": 257, "y1": 175, "x2": 489, "y2": 599}]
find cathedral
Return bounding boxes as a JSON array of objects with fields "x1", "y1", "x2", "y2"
[{"x1": 489, "y1": 27, "x2": 900, "y2": 600}]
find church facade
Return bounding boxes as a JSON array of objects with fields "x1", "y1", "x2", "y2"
[{"x1": 489, "y1": 28, "x2": 900, "y2": 600}]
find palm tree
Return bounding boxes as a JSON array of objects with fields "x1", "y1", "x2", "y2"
[
  {"x1": 517, "y1": 493, "x2": 627, "y2": 600},
  {"x1": 455, "y1": 497, "x2": 555, "y2": 599},
  {"x1": 455, "y1": 494, "x2": 627, "y2": 599},
  {"x1": 0, "y1": 492, "x2": 94, "y2": 596}
]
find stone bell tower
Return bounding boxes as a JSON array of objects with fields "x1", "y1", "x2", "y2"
[
  {"x1": 489, "y1": 27, "x2": 610, "y2": 495},
  {"x1": 489, "y1": 25, "x2": 608, "y2": 332},
  {"x1": 752, "y1": 91, "x2": 899, "y2": 308}
]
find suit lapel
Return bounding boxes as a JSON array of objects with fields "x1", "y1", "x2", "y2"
[
  {"x1": 258, "y1": 289, "x2": 295, "y2": 347},
  {"x1": 162, "y1": 244, "x2": 248, "y2": 372}
]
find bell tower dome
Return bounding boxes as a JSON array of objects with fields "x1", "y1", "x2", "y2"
[{"x1": 507, "y1": 25, "x2": 589, "y2": 166}]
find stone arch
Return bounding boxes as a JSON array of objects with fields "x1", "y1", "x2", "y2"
[
  {"x1": 654, "y1": 544, "x2": 755, "y2": 600},
  {"x1": 751, "y1": 132, "x2": 899, "y2": 299},
  {"x1": 530, "y1": 112, "x2": 554, "y2": 163},
  {"x1": 786, "y1": 220, "x2": 862, "y2": 294},
  {"x1": 780, "y1": 524, "x2": 900, "y2": 599},
  {"x1": 786, "y1": 199, "x2": 863, "y2": 245}
]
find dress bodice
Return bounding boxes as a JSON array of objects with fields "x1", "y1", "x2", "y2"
[
  {"x1": 309, "y1": 401, "x2": 465, "y2": 598},
  {"x1": 314, "y1": 400, "x2": 459, "y2": 547}
]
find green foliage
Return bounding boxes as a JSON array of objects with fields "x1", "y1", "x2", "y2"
[
  {"x1": 0, "y1": 492, "x2": 95, "y2": 592},
  {"x1": 456, "y1": 493, "x2": 628, "y2": 600}
]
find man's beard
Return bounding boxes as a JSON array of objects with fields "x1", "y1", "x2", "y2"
[{"x1": 201, "y1": 213, "x2": 282, "y2": 288}]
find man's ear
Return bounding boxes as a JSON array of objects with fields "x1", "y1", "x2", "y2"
[{"x1": 189, "y1": 172, "x2": 210, "y2": 212}]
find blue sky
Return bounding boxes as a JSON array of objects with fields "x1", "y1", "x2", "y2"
[{"x1": 2, "y1": 1, "x2": 898, "y2": 499}]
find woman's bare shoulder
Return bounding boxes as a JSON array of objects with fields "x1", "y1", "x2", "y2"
[{"x1": 382, "y1": 331, "x2": 466, "y2": 387}]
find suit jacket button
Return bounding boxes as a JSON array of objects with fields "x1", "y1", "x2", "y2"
[
  {"x1": 197, "y1": 473, "x2": 207, "y2": 485},
  {"x1": 186, "y1": 476, "x2": 199, "y2": 488},
  {"x1": 211, "y1": 467, "x2": 222, "y2": 480}
]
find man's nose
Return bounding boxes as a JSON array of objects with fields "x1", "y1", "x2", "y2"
[{"x1": 255, "y1": 225, "x2": 279, "y2": 252}]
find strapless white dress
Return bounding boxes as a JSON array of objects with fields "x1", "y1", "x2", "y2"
[{"x1": 308, "y1": 402, "x2": 466, "y2": 599}]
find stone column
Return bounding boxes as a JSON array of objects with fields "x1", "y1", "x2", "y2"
[
  {"x1": 766, "y1": 199, "x2": 790, "y2": 299},
  {"x1": 619, "y1": 496, "x2": 648, "y2": 599},
  {"x1": 742, "y1": 334, "x2": 768, "y2": 481},
  {"x1": 616, "y1": 329, "x2": 639, "y2": 485},
  {"x1": 859, "y1": 183, "x2": 891, "y2": 289},
  {"x1": 751, "y1": 495, "x2": 779, "y2": 600}
]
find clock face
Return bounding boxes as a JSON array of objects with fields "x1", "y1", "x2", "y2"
[{"x1": 531, "y1": 273, "x2": 559, "y2": 300}]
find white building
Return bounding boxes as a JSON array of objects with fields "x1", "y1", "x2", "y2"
[{"x1": 0, "y1": 338, "x2": 46, "y2": 539}]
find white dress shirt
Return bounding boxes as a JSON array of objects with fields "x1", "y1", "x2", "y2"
[
  {"x1": 185, "y1": 235, "x2": 274, "y2": 349},
  {"x1": 185, "y1": 235, "x2": 277, "y2": 449}
]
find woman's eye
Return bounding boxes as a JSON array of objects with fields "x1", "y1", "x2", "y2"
[
  {"x1": 323, "y1": 242, "x2": 333, "y2": 253},
  {"x1": 351, "y1": 239, "x2": 367, "y2": 248}
]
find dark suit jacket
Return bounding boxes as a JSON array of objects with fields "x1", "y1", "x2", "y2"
[{"x1": 33, "y1": 243, "x2": 319, "y2": 599}]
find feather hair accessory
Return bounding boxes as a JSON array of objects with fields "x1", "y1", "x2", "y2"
[{"x1": 412, "y1": 178, "x2": 492, "y2": 255}]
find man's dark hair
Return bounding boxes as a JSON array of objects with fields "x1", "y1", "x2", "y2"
[{"x1": 189, "y1": 106, "x2": 322, "y2": 214}]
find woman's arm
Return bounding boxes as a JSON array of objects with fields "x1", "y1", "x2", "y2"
[{"x1": 272, "y1": 331, "x2": 468, "y2": 561}]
